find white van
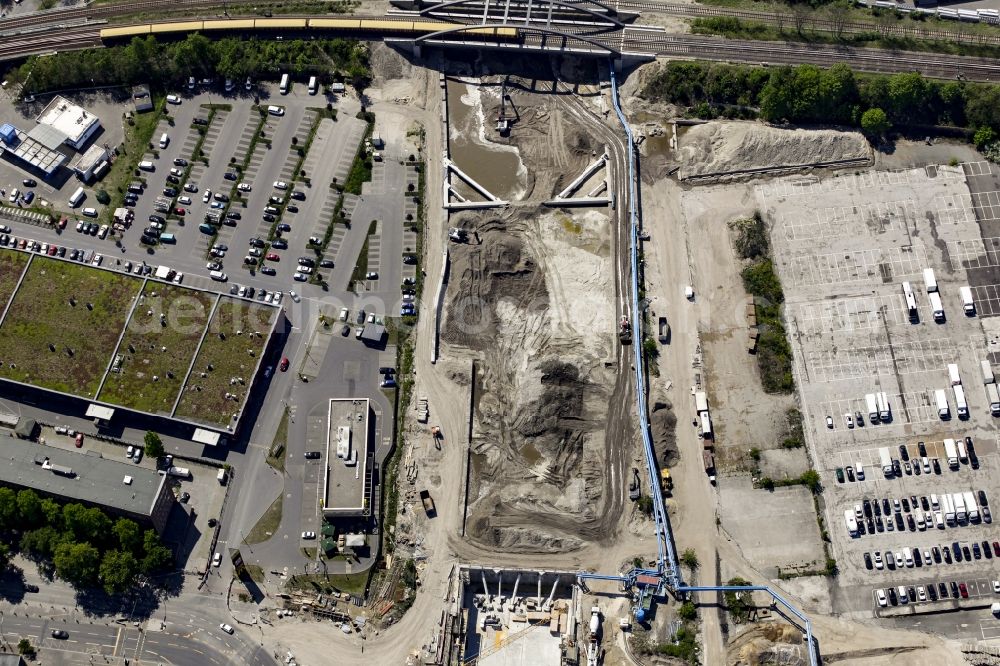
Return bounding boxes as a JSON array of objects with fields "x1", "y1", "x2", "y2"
[
  {"x1": 68, "y1": 186, "x2": 85, "y2": 208},
  {"x1": 138, "y1": 160, "x2": 155, "y2": 171},
  {"x1": 267, "y1": 105, "x2": 285, "y2": 116},
  {"x1": 217, "y1": 468, "x2": 228, "y2": 484},
  {"x1": 209, "y1": 270, "x2": 228, "y2": 282},
  {"x1": 159, "y1": 133, "x2": 169, "y2": 148},
  {"x1": 82, "y1": 207, "x2": 98, "y2": 217},
  {"x1": 308, "y1": 76, "x2": 317, "y2": 95}
]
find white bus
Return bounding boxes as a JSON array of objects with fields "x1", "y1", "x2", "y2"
[
  {"x1": 279, "y1": 73, "x2": 290, "y2": 94},
  {"x1": 308, "y1": 76, "x2": 318, "y2": 95}
]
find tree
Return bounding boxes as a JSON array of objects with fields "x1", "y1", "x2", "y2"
[
  {"x1": 113, "y1": 518, "x2": 142, "y2": 555},
  {"x1": 144, "y1": 431, "x2": 165, "y2": 458},
  {"x1": 678, "y1": 600, "x2": 698, "y2": 621},
  {"x1": 100, "y1": 550, "x2": 138, "y2": 595},
  {"x1": 54, "y1": 541, "x2": 101, "y2": 586},
  {"x1": 140, "y1": 529, "x2": 173, "y2": 574},
  {"x1": 974, "y1": 126, "x2": 997, "y2": 151},
  {"x1": 17, "y1": 489, "x2": 43, "y2": 528},
  {"x1": 724, "y1": 577, "x2": 755, "y2": 623},
  {"x1": 860, "y1": 108, "x2": 891, "y2": 139},
  {"x1": 21, "y1": 526, "x2": 62, "y2": 559},
  {"x1": 95, "y1": 189, "x2": 111, "y2": 205},
  {"x1": 0, "y1": 542, "x2": 10, "y2": 570},
  {"x1": 18, "y1": 639, "x2": 36, "y2": 659},
  {"x1": 681, "y1": 548, "x2": 700, "y2": 572},
  {"x1": 800, "y1": 469, "x2": 822, "y2": 493},
  {"x1": 0, "y1": 487, "x2": 18, "y2": 529}
]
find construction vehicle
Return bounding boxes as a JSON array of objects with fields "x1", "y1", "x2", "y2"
[
  {"x1": 628, "y1": 468, "x2": 640, "y2": 501},
  {"x1": 660, "y1": 468, "x2": 673, "y2": 496},
  {"x1": 496, "y1": 76, "x2": 515, "y2": 135},
  {"x1": 419, "y1": 490, "x2": 436, "y2": 517},
  {"x1": 431, "y1": 425, "x2": 442, "y2": 439},
  {"x1": 619, "y1": 316, "x2": 632, "y2": 344}
]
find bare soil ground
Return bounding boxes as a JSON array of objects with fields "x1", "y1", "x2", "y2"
[
  {"x1": 443, "y1": 207, "x2": 616, "y2": 553},
  {"x1": 676, "y1": 122, "x2": 871, "y2": 179}
]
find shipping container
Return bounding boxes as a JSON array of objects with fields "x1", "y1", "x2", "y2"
[
  {"x1": 944, "y1": 438, "x2": 959, "y2": 468},
  {"x1": 877, "y1": 391, "x2": 891, "y2": 421},
  {"x1": 935, "y1": 388, "x2": 950, "y2": 419},
  {"x1": 954, "y1": 492, "x2": 967, "y2": 521},
  {"x1": 923, "y1": 267, "x2": 938, "y2": 292},
  {"x1": 879, "y1": 447, "x2": 893, "y2": 476},
  {"x1": 961, "y1": 286, "x2": 975, "y2": 315},
  {"x1": 929, "y1": 291, "x2": 945, "y2": 321},
  {"x1": 865, "y1": 393, "x2": 879, "y2": 422},
  {"x1": 942, "y1": 493, "x2": 956, "y2": 523},
  {"x1": 988, "y1": 382, "x2": 1000, "y2": 415},
  {"x1": 954, "y1": 384, "x2": 969, "y2": 419}
]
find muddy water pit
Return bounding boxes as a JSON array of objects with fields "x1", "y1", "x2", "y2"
[{"x1": 447, "y1": 79, "x2": 527, "y2": 201}]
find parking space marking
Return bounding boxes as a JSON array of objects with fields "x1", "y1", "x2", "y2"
[
  {"x1": 786, "y1": 246, "x2": 926, "y2": 286},
  {"x1": 819, "y1": 391, "x2": 939, "y2": 432},
  {"x1": 757, "y1": 164, "x2": 969, "y2": 204},
  {"x1": 781, "y1": 199, "x2": 916, "y2": 243},
  {"x1": 805, "y1": 337, "x2": 955, "y2": 383},
  {"x1": 794, "y1": 294, "x2": 908, "y2": 334},
  {"x1": 948, "y1": 236, "x2": 1000, "y2": 269}
]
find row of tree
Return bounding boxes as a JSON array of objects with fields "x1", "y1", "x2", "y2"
[
  {"x1": 642, "y1": 61, "x2": 1000, "y2": 137},
  {"x1": 11, "y1": 34, "x2": 370, "y2": 95},
  {"x1": 0, "y1": 487, "x2": 172, "y2": 595}
]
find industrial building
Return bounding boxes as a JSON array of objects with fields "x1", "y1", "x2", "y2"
[
  {"x1": 0, "y1": 122, "x2": 69, "y2": 177},
  {"x1": 431, "y1": 566, "x2": 583, "y2": 666},
  {"x1": 322, "y1": 398, "x2": 372, "y2": 516},
  {"x1": 69, "y1": 144, "x2": 111, "y2": 182},
  {"x1": 35, "y1": 96, "x2": 101, "y2": 150},
  {"x1": 0, "y1": 436, "x2": 175, "y2": 533}
]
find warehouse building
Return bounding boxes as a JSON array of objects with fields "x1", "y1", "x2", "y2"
[
  {"x1": 69, "y1": 144, "x2": 111, "y2": 182},
  {"x1": 36, "y1": 96, "x2": 101, "y2": 150},
  {"x1": 0, "y1": 437, "x2": 175, "y2": 533},
  {"x1": 0, "y1": 122, "x2": 68, "y2": 177}
]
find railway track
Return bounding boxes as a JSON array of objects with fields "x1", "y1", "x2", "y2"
[
  {"x1": 617, "y1": 0, "x2": 1000, "y2": 46},
  {"x1": 0, "y1": 0, "x2": 225, "y2": 32},
  {"x1": 618, "y1": 31, "x2": 1000, "y2": 79},
  {"x1": 0, "y1": 24, "x2": 102, "y2": 59}
]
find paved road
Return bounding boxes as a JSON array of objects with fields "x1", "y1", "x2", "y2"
[{"x1": 0, "y1": 587, "x2": 274, "y2": 666}]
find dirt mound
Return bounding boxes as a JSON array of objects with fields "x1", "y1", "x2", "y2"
[
  {"x1": 678, "y1": 121, "x2": 871, "y2": 180},
  {"x1": 449, "y1": 207, "x2": 617, "y2": 553},
  {"x1": 729, "y1": 624, "x2": 808, "y2": 666},
  {"x1": 442, "y1": 221, "x2": 546, "y2": 349},
  {"x1": 651, "y1": 400, "x2": 679, "y2": 467}
]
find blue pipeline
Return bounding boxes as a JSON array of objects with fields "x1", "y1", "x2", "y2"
[
  {"x1": 608, "y1": 64, "x2": 677, "y2": 585},
  {"x1": 606, "y1": 66, "x2": 819, "y2": 666}
]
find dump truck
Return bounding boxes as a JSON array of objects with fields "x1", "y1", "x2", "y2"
[
  {"x1": 703, "y1": 451, "x2": 716, "y2": 484},
  {"x1": 419, "y1": 489, "x2": 435, "y2": 516}
]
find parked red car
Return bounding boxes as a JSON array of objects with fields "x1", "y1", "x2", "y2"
[
  {"x1": 174, "y1": 208, "x2": 185, "y2": 216},
  {"x1": 74, "y1": 433, "x2": 83, "y2": 448},
  {"x1": 959, "y1": 582, "x2": 969, "y2": 598},
  {"x1": 279, "y1": 357, "x2": 289, "y2": 372},
  {"x1": 266, "y1": 252, "x2": 280, "y2": 261}
]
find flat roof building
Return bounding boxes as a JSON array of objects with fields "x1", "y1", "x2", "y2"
[
  {"x1": 0, "y1": 437, "x2": 174, "y2": 533},
  {"x1": 323, "y1": 398, "x2": 371, "y2": 517},
  {"x1": 36, "y1": 95, "x2": 101, "y2": 150},
  {"x1": 131, "y1": 85, "x2": 153, "y2": 113},
  {"x1": 0, "y1": 125, "x2": 68, "y2": 176},
  {"x1": 70, "y1": 144, "x2": 110, "y2": 182}
]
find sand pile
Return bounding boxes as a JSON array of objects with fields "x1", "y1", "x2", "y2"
[{"x1": 678, "y1": 122, "x2": 871, "y2": 180}]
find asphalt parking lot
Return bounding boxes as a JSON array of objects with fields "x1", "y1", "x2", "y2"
[{"x1": 758, "y1": 160, "x2": 1000, "y2": 627}]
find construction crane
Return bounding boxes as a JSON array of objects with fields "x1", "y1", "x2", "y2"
[{"x1": 463, "y1": 619, "x2": 546, "y2": 665}]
